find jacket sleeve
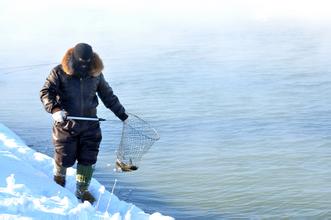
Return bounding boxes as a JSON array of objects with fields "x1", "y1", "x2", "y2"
[
  {"x1": 97, "y1": 73, "x2": 128, "y2": 121},
  {"x1": 40, "y1": 68, "x2": 62, "y2": 113}
]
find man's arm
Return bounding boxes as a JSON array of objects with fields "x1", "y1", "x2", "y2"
[
  {"x1": 97, "y1": 73, "x2": 128, "y2": 121},
  {"x1": 40, "y1": 68, "x2": 62, "y2": 113}
]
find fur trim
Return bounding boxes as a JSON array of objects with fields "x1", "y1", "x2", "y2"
[
  {"x1": 61, "y1": 48, "x2": 75, "y2": 75},
  {"x1": 61, "y1": 48, "x2": 104, "y2": 77}
]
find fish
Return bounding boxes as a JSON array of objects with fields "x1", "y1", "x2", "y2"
[{"x1": 116, "y1": 159, "x2": 138, "y2": 172}]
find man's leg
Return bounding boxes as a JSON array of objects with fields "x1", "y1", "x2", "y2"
[
  {"x1": 52, "y1": 122, "x2": 78, "y2": 187},
  {"x1": 53, "y1": 162, "x2": 67, "y2": 186},
  {"x1": 75, "y1": 163, "x2": 96, "y2": 203},
  {"x1": 75, "y1": 121, "x2": 102, "y2": 203}
]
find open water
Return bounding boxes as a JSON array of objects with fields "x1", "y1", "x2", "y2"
[{"x1": 0, "y1": 22, "x2": 331, "y2": 219}]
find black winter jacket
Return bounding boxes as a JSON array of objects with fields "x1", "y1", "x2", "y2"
[{"x1": 40, "y1": 48, "x2": 128, "y2": 121}]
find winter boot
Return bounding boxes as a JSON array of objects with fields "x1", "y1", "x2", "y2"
[
  {"x1": 54, "y1": 175, "x2": 66, "y2": 187},
  {"x1": 75, "y1": 164, "x2": 95, "y2": 204},
  {"x1": 53, "y1": 163, "x2": 67, "y2": 187}
]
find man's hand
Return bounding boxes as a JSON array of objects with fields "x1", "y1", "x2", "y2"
[
  {"x1": 52, "y1": 109, "x2": 67, "y2": 123},
  {"x1": 122, "y1": 112, "x2": 129, "y2": 123}
]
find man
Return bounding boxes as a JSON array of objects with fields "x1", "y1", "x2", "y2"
[{"x1": 40, "y1": 43, "x2": 128, "y2": 204}]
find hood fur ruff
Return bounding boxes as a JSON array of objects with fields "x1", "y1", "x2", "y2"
[{"x1": 61, "y1": 48, "x2": 104, "y2": 77}]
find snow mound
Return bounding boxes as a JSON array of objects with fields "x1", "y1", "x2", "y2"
[{"x1": 0, "y1": 123, "x2": 173, "y2": 220}]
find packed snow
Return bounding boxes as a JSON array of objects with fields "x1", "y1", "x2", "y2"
[{"x1": 0, "y1": 123, "x2": 173, "y2": 220}]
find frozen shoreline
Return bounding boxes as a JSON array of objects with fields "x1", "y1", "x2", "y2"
[{"x1": 0, "y1": 123, "x2": 173, "y2": 220}]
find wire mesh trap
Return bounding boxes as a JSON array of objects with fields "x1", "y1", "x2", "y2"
[{"x1": 115, "y1": 113, "x2": 160, "y2": 172}]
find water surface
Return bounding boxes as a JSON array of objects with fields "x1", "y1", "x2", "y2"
[{"x1": 1, "y1": 23, "x2": 331, "y2": 219}]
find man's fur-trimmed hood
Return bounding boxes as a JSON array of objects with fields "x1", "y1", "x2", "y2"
[{"x1": 61, "y1": 48, "x2": 104, "y2": 77}]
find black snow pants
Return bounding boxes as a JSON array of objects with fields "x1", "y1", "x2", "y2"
[{"x1": 52, "y1": 119, "x2": 102, "y2": 167}]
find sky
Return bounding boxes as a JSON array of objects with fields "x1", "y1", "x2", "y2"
[
  {"x1": 1, "y1": 0, "x2": 331, "y2": 31},
  {"x1": 1, "y1": 0, "x2": 331, "y2": 64}
]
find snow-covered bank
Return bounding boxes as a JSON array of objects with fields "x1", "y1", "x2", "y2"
[{"x1": 0, "y1": 123, "x2": 173, "y2": 220}]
